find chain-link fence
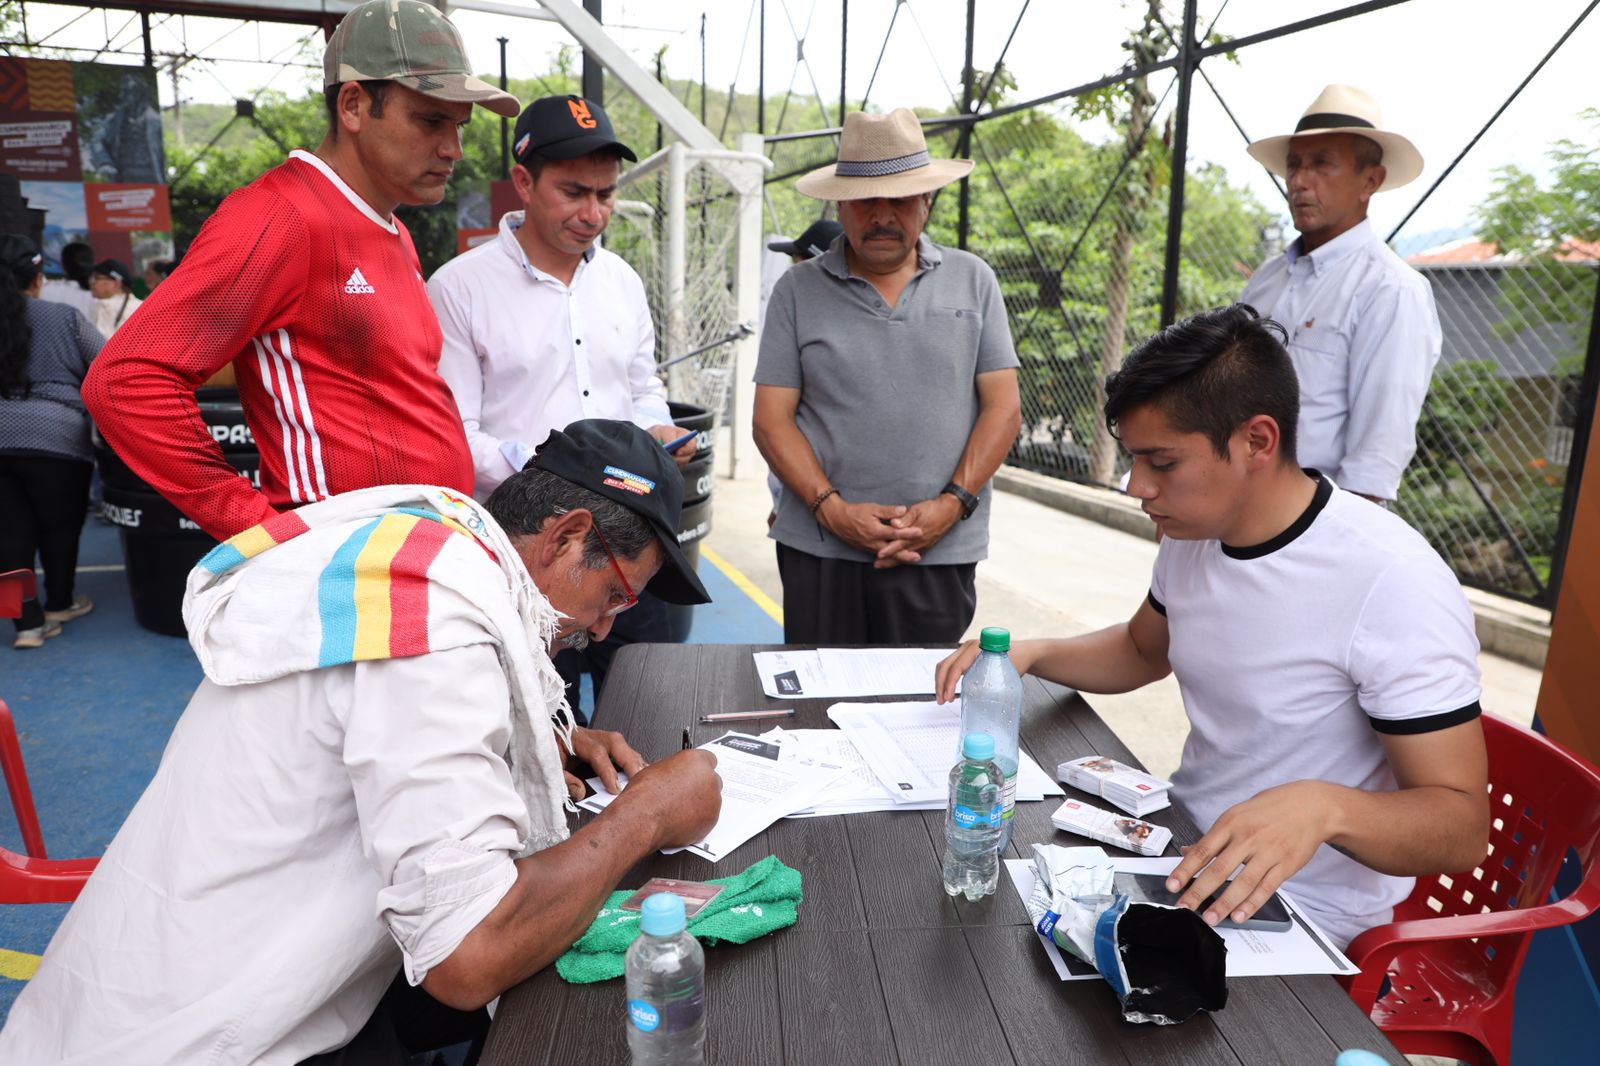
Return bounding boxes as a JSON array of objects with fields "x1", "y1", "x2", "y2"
[{"x1": 758, "y1": 5, "x2": 1598, "y2": 610}]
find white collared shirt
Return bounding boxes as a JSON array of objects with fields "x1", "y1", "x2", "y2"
[
  {"x1": 1240, "y1": 219, "x2": 1441, "y2": 500},
  {"x1": 428, "y1": 213, "x2": 671, "y2": 499},
  {"x1": 0, "y1": 645, "x2": 527, "y2": 1064}
]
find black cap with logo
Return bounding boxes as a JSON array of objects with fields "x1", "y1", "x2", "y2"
[
  {"x1": 513, "y1": 95, "x2": 638, "y2": 166},
  {"x1": 531, "y1": 419, "x2": 710, "y2": 605},
  {"x1": 768, "y1": 219, "x2": 844, "y2": 260}
]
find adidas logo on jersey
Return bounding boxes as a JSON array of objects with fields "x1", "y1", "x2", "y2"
[{"x1": 343, "y1": 268, "x2": 375, "y2": 295}]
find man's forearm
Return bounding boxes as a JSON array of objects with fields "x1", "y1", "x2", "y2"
[
  {"x1": 1022, "y1": 624, "x2": 1170, "y2": 694},
  {"x1": 422, "y1": 794, "x2": 667, "y2": 1010},
  {"x1": 948, "y1": 393, "x2": 1022, "y2": 493},
  {"x1": 1321, "y1": 780, "x2": 1488, "y2": 876},
  {"x1": 753, "y1": 412, "x2": 831, "y2": 505}
]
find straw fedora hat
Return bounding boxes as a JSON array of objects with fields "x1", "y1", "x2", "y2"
[
  {"x1": 795, "y1": 108, "x2": 974, "y2": 201},
  {"x1": 1247, "y1": 84, "x2": 1423, "y2": 192}
]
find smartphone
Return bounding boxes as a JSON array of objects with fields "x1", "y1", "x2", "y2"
[
  {"x1": 664, "y1": 429, "x2": 699, "y2": 454},
  {"x1": 1115, "y1": 871, "x2": 1294, "y2": 933}
]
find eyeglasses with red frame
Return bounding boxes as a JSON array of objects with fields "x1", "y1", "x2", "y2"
[{"x1": 588, "y1": 522, "x2": 638, "y2": 618}]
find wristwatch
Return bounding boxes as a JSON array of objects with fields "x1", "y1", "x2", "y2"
[{"x1": 941, "y1": 481, "x2": 980, "y2": 520}]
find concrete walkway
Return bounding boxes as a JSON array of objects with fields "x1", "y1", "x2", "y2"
[{"x1": 702, "y1": 472, "x2": 1546, "y2": 780}]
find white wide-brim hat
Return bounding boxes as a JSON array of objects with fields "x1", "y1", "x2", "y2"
[
  {"x1": 795, "y1": 108, "x2": 974, "y2": 201},
  {"x1": 1247, "y1": 84, "x2": 1423, "y2": 193}
]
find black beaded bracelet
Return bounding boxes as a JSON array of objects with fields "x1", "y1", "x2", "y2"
[{"x1": 809, "y1": 487, "x2": 839, "y2": 515}]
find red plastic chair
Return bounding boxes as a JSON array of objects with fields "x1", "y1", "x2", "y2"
[
  {"x1": 1339, "y1": 712, "x2": 1600, "y2": 1066},
  {"x1": 0, "y1": 844, "x2": 96, "y2": 904},
  {"x1": 1, "y1": 569, "x2": 50, "y2": 858},
  {"x1": 0, "y1": 569, "x2": 98, "y2": 900}
]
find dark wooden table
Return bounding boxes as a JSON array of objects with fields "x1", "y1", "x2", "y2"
[{"x1": 482, "y1": 644, "x2": 1405, "y2": 1065}]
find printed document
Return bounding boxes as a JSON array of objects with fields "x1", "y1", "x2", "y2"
[
  {"x1": 753, "y1": 648, "x2": 957, "y2": 699},
  {"x1": 578, "y1": 732, "x2": 848, "y2": 862},
  {"x1": 1004, "y1": 857, "x2": 1358, "y2": 980},
  {"x1": 825, "y1": 701, "x2": 1063, "y2": 806}
]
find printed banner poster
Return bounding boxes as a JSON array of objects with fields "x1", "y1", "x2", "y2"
[
  {"x1": 0, "y1": 58, "x2": 171, "y2": 278},
  {"x1": 86, "y1": 183, "x2": 172, "y2": 231},
  {"x1": 0, "y1": 58, "x2": 83, "y2": 179}
]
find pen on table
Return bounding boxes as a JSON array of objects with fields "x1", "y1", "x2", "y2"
[
  {"x1": 663, "y1": 429, "x2": 698, "y2": 454},
  {"x1": 682, "y1": 728, "x2": 692, "y2": 751},
  {"x1": 698, "y1": 709, "x2": 797, "y2": 724}
]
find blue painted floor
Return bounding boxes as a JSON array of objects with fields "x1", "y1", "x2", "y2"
[{"x1": 0, "y1": 517, "x2": 780, "y2": 1022}]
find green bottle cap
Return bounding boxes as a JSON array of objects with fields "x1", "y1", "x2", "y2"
[{"x1": 978, "y1": 627, "x2": 1010, "y2": 653}]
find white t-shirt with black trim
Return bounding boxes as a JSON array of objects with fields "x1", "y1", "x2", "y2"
[{"x1": 1148, "y1": 472, "x2": 1481, "y2": 948}]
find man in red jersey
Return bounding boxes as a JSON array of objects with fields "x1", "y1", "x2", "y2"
[{"x1": 82, "y1": 0, "x2": 519, "y2": 540}]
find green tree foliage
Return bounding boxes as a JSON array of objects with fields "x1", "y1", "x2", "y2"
[{"x1": 1476, "y1": 107, "x2": 1600, "y2": 372}]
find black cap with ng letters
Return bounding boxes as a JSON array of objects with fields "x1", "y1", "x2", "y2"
[{"x1": 513, "y1": 95, "x2": 638, "y2": 166}]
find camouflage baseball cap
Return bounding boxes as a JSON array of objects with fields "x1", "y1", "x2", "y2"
[{"x1": 324, "y1": 0, "x2": 520, "y2": 119}]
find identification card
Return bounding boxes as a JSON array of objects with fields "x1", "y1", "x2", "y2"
[{"x1": 620, "y1": 877, "x2": 725, "y2": 917}]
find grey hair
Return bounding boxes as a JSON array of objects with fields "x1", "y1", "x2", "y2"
[{"x1": 485, "y1": 467, "x2": 655, "y2": 569}]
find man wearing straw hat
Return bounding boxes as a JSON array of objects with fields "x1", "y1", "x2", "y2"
[
  {"x1": 753, "y1": 108, "x2": 1022, "y2": 644},
  {"x1": 1240, "y1": 84, "x2": 1441, "y2": 504}
]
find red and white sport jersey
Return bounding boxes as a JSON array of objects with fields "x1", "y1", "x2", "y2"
[{"x1": 83, "y1": 149, "x2": 474, "y2": 540}]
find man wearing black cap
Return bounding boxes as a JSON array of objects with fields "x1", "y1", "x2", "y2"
[
  {"x1": 2, "y1": 419, "x2": 719, "y2": 1063},
  {"x1": 768, "y1": 218, "x2": 844, "y2": 264},
  {"x1": 87, "y1": 257, "x2": 141, "y2": 338},
  {"x1": 82, "y1": 0, "x2": 521, "y2": 543},
  {"x1": 430, "y1": 95, "x2": 694, "y2": 717}
]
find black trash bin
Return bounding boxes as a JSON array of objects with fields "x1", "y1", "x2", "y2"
[
  {"x1": 665, "y1": 402, "x2": 715, "y2": 643},
  {"x1": 93, "y1": 387, "x2": 258, "y2": 637}
]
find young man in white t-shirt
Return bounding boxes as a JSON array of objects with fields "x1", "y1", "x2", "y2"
[{"x1": 936, "y1": 303, "x2": 1489, "y2": 947}]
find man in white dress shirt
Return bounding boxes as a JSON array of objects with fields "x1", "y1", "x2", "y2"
[
  {"x1": 429, "y1": 94, "x2": 692, "y2": 716},
  {"x1": 1240, "y1": 84, "x2": 1441, "y2": 503}
]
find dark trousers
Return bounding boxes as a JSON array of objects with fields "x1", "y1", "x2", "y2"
[
  {"x1": 296, "y1": 972, "x2": 489, "y2": 1066},
  {"x1": 0, "y1": 455, "x2": 93, "y2": 631},
  {"x1": 776, "y1": 543, "x2": 978, "y2": 645},
  {"x1": 553, "y1": 588, "x2": 672, "y2": 722}
]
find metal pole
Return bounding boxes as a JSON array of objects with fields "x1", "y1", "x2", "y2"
[
  {"x1": 758, "y1": 0, "x2": 766, "y2": 135},
  {"x1": 1158, "y1": 0, "x2": 1199, "y2": 327},
  {"x1": 655, "y1": 51, "x2": 665, "y2": 154},
  {"x1": 700, "y1": 13, "x2": 707, "y2": 127},
  {"x1": 582, "y1": 0, "x2": 603, "y2": 103},
  {"x1": 497, "y1": 36, "x2": 510, "y2": 178},
  {"x1": 140, "y1": 9, "x2": 153, "y2": 67},
  {"x1": 1547, "y1": 266, "x2": 1600, "y2": 609},
  {"x1": 957, "y1": 0, "x2": 975, "y2": 250},
  {"x1": 839, "y1": 0, "x2": 848, "y2": 124}
]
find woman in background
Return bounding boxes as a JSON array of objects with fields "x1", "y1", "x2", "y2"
[{"x1": 0, "y1": 234, "x2": 105, "y2": 649}]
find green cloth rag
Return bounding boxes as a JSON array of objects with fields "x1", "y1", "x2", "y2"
[{"x1": 555, "y1": 854, "x2": 803, "y2": 983}]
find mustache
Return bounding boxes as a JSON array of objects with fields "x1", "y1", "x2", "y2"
[{"x1": 862, "y1": 227, "x2": 905, "y2": 242}]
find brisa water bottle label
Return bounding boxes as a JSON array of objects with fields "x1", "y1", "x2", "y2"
[
  {"x1": 627, "y1": 999, "x2": 661, "y2": 1032},
  {"x1": 953, "y1": 803, "x2": 1004, "y2": 830}
]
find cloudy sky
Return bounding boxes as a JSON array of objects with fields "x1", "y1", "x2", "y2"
[{"x1": 18, "y1": 0, "x2": 1598, "y2": 246}]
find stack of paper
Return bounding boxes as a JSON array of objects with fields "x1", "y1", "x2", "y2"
[
  {"x1": 1050, "y1": 797, "x2": 1171, "y2": 856},
  {"x1": 579, "y1": 732, "x2": 849, "y2": 863},
  {"x1": 1057, "y1": 755, "x2": 1171, "y2": 816},
  {"x1": 753, "y1": 648, "x2": 958, "y2": 699}
]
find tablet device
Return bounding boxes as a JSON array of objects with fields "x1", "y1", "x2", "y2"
[{"x1": 1115, "y1": 871, "x2": 1294, "y2": 933}]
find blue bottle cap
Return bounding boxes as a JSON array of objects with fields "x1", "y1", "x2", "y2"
[
  {"x1": 1334, "y1": 1052, "x2": 1391, "y2": 1066},
  {"x1": 962, "y1": 732, "x2": 996, "y2": 760},
  {"x1": 639, "y1": 891, "x2": 687, "y2": 936}
]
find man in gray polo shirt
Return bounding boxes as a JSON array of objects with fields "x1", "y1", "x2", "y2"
[{"x1": 753, "y1": 108, "x2": 1022, "y2": 643}]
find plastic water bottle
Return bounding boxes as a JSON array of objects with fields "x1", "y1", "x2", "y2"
[
  {"x1": 959, "y1": 626, "x2": 1023, "y2": 847},
  {"x1": 625, "y1": 892, "x2": 706, "y2": 1065},
  {"x1": 942, "y1": 732, "x2": 1005, "y2": 900}
]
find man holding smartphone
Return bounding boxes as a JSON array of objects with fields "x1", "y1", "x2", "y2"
[
  {"x1": 937, "y1": 305, "x2": 1488, "y2": 949},
  {"x1": 429, "y1": 95, "x2": 694, "y2": 714}
]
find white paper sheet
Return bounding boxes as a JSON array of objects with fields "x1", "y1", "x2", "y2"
[
  {"x1": 1003, "y1": 858, "x2": 1358, "y2": 980},
  {"x1": 753, "y1": 648, "x2": 958, "y2": 699},
  {"x1": 577, "y1": 732, "x2": 848, "y2": 862},
  {"x1": 826, "y1": 700, "x2": 1064, "y2": 806}
]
